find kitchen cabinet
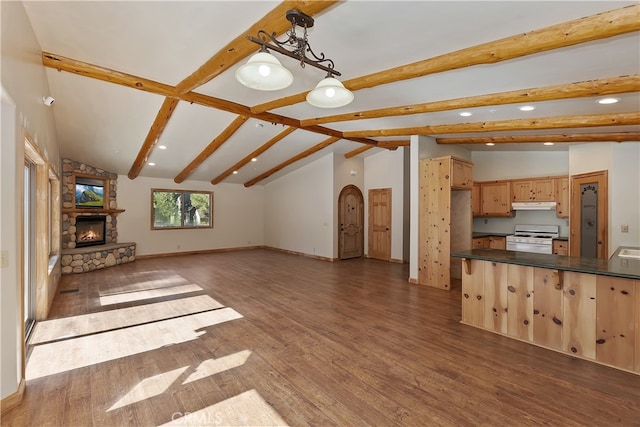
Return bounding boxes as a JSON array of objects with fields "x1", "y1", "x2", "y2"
[
  {"x1": 451, "y1": 158, "x2": 473, "y2": 189},
  {"x1": 511, "y1": 178, "x2": 555, "y2": 202},
  {"x1": 555, "y1": 177, "x2": 569, "y2": 218},
  {"x1": 419, "y1": 156, "x2": 473, "y2": 289},
  {"x1": 480, "y1": 180, "x2": 513, "y2": 217},
  {"x1": 472, "y1": 183, "x2": 481, "y2": 217},
  {"x1": 552, "y1": 240, "x2": 568, "y2": 255},
  {"x1": 472, "y1": 237, "x2": 489, "y2": 248},
  {"x1": 472, "y1": 236, "x2": 506, "y2": 250},
  {"x1": 489, "y1": 236, "x2": 506, "y2": 250}
]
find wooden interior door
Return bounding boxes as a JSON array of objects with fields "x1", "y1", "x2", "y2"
[
  {"x1": 570, "y1": 171, "x2": 608, "y2": 259},
  {"x1": 368, "y1": 188, "x2": 391, "y2": 261},
  {"x1": 338, "y1": 185, "x2": 364, "y2": 260}
]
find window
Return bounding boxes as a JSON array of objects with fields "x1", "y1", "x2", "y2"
[{"x1": 151, "y1": 189, "x2": 212, "y2": 229}]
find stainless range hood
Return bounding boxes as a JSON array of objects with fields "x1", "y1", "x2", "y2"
[{"x1": 512, "y1": 201, "x2": 557, "y2": 211}]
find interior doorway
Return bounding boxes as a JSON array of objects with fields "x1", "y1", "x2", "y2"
[
  {"x1": 338, "y1": 185, "x2": 364, "y2": 260},
  {"x1": 368, "y1": 188, "x2": 392, "y2": 261},
  {"x1": 570, "y1": 170, "x2": 608, "y2": 259},
  {"x1": 24, "y1": 160, "x2": 36, "y2": 339}
]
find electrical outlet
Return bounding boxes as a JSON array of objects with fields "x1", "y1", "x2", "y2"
[
  {"x1": 621, "y1": 224, "x2": 629, "y2": 233},
  {"x1": 1, "y1": 250, "x2": 8, "y2": 268}
]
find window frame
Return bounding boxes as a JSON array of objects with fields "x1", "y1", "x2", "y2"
[{"x1": 150, "y1": 188, "x2": 213, "y2": 230}]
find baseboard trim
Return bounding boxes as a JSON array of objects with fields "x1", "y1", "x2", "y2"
[
  {"x1": 407, "y1": 277, "x2": 419, "y2": 284},
  {"x1": 265, "y1": 246, "x2": 336, "y2": 262},
  {"x1": 136, "y1": 246, "x2": 265, "y2": 259},
  {"x1": 1, "y1": 378, "x2": 25, "y2": 415}
]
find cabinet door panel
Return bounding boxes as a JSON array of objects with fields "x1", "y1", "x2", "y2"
[
  {"x1": 484, "y1": 262, "x2": 508, "y2": 334},
  {"x1": 507, "y1": 265, "x2": 534, "y2": 341},
  {"x1": 563, "y1": 272, "x2": 596, "y2": 359},
  {"x1": 481, "y1": 181, "x2": 512, "y2": 217},
  {"x1": 532, "y1": 178, "x2": 555, "y2": 201},
  {"x1": 596, "y1": 276, "x2": 635, "y2": 370},
  {"x1": 533, "y1": 268, "x2": 563, "y2": 349},
  {"x1": 511, "y1": 180, "x2": 533, "y2": 201},
  {"x1": 555, "y1": 177, "x2": 569, "y2": 218},
  {"x1": 462, "y1": 260, "x2": 484, "y2": 327}
]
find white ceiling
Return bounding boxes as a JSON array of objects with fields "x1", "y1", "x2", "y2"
[{"x1": 22, "y1": 1, "x2": 640, "y2": 185}]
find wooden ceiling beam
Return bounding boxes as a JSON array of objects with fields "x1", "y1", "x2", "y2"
[
  {"x1": 376, "y1": 140, "x2": 410, "y2": 148},
  {"x1": 211, "y1": 127, "x2": 297, "y2": 185},
  {"x1": 174, "y1": 115, "x2": 249, "y2": 183},
  {"x1": 436, "y1": 132, "x2": 640, "y2": 145},
  {"x1": 175, "y1": 1, "x2": 340, "y2": 94},
  {"x1": 127, "y1": 98, "x2": 180, "y2": 179},
  {"x1": 344, "y1": 145, "x2": 374, "y2": 159},
  {"x1": 251, "y1": 5, "x2": 640, "y2": 114},
  {"x1": 301, "y1": 75, "x2": 640, "y2": 126},
  {"x1": 43, "y1": 52, "x2": 177, "y2": 97},
  {"x1": 244, "y1": 136, "x2": 340, "y2": 187},
  {"x1": 343, "y1": 112, "x2": 640, "y2": 138},
  {"x1": 42, "y1": 51, "x2": 379, "y2": 144}
]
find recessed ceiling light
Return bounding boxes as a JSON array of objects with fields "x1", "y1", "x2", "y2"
[
  {"x1": 543, "y1": 142, "x2": 555, "y2": 146},
  {"x1": 158, "y1": 145, "x2": 167, "y2": 150},
  {"x1": 232, "y1": 170, "x2": 238, "y2": 175},
  {"x1": 597, "y1": 97, "x2": 619, "y2": 105},
  {"x1": 518, "y1": 105, "x2": 535, "y2": 111},
  {"x1": 251, "y1": 158, "x2": 258, "y2": 162},
  {"x1": 148, "y1": 162, "x2": 155, "y2": 166},
  {"x1": 486, "y1": 142, "x2": 495, "y2": 146},
  {"x1": 459, "y1": 111, "x2": 472, "y2": 117}
]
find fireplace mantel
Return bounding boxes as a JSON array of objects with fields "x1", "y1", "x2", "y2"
[{"x1": 63, "y1": 208, "x2": 125, "y2": 215}]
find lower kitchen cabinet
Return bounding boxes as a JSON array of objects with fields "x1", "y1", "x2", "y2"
[{"x1": 553, "y1": 240, "x2": 568, "y2": 255}]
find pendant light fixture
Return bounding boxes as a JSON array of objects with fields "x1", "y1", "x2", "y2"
[{"x1": 236, "y1": 9, "x2": 353, "y2": 108}]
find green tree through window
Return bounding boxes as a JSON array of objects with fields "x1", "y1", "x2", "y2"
[{"x1": 152, "y1": 189, "x2": 212, "y2": 229}]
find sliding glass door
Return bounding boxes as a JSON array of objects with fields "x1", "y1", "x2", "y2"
[{"x1": 24, "y1": 161, "x2": 36, "y2": 339}]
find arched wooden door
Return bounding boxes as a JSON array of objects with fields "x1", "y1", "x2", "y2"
[{"x1": 338, "y1": 185, "x2": 364, "y2": 260}]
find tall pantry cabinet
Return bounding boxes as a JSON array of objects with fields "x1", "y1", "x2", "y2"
[{"x1": 419, "y1": 156, "x2": 473, "y2": 289}]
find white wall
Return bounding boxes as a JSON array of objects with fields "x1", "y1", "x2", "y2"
[
  {"x1": 611, "y1": 143, "x2": 640, "y2": 250},
  {"x1": 409, "y1": 136, "x2": 471, "y2": 281},
  {"x1": 264, "y1": 153, "x2": 334, "y2": 258},
  {"x1": 332, "y1": 155, "x2": 364, "y2": 258},
  {"x1": 471, "y1": 151, "x2": 570, "y2": 236},
  {"x1": 1, "y1": 1, "x2": 60, "y2": 400},
  {"x1": 117, "y1": 176, "x2": 264, "y2": 256},
  {"x1": 364, "y1": 148, "x2": 405, "y2": 261}
]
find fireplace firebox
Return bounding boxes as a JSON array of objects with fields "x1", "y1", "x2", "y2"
[{"x1": 75, "y1": 216, "x2": 106, "y2": 247}]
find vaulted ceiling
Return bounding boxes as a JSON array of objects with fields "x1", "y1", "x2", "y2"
[{"x1": 22, "y1": 1, "x2": 640, "y2": 186}]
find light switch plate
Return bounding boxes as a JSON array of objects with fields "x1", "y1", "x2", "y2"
[
  {"x1": 0, "y1": 250, "x2": 8, "y2": 268},
  {"x1": 621, "y1": 224, "x2": 629, "y2": 233}
]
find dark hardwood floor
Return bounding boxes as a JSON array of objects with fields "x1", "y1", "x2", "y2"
[{"x1": 3, "y1": 249, "x2": 639, "y2": 426}]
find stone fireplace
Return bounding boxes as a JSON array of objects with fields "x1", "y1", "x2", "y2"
[{"x1": 60, "y1": 158, "x2": 136, "y2": 274}]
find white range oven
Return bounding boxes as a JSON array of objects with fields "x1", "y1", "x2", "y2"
[{"x1": 506, "y1": 224, "x2": 559, "y2": 254}]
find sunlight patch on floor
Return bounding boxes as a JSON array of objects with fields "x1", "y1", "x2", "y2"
[
  {"x1": 183, "y1": 350, "x2": 252, "y2": 385},
  {"x1": 27, "y1": 307, "x2": 243, "y2": 380},
  {"x1": 160, "y1": 389, "x2": 288, "y2": 426},
  {"x1": 98, "y1": 274, "x2": 189, "y2": 296},
  {"x1": 99, "y1": 283, "x2": 203, "y2": 306},
  {"x1": 30, "y1": 294, "x2": 223, "y2": 344},
  {"x1": 108, "y1": 366, "x2": 189, "y2": 412}
]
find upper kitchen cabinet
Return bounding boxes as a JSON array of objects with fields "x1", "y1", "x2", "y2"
[
  {"x1": 555, "y1": 177, "x2": 569, "y2": 218},
  {"x1": 451, "y1": 158, "x2": 473, "y2": 190},
  {"x1": 480, "y1": 180, "x2": 513, "y2": 217},
  {"x1": 511, "y1": 178, "x2": 555, "y2": 202}
]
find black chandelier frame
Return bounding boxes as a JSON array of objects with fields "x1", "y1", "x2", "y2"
[{"x1": 246, "y1": 9, "x2": 342, "y2": 77}]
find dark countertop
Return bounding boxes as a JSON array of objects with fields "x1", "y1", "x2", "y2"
[
  {"x1": 472, "y1": 232, "x2": 569, "y2": 241},
  {"x1": 472, "y1": 232, "x2": 511, "y2": 238},
  {"x1": 451, "y1": 246, "x2": 640, "y2": 280}
]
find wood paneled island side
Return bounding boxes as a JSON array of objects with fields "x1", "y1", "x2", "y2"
[{"x1": 451, "y1": 248, "x2": 640, "y2": 374}]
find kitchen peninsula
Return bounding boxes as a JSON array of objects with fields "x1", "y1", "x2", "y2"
[{"x1": 451, "y1": 247, "x2": 640, "y2": 374}]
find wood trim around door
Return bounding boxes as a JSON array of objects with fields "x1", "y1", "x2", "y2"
[{"x1": 570, "y1": 170, "x2": 608, "y2": 258}]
